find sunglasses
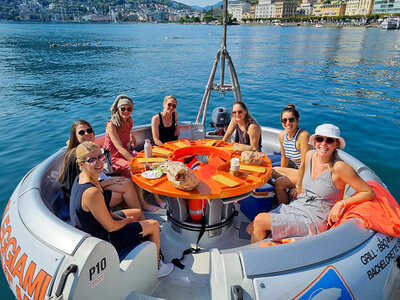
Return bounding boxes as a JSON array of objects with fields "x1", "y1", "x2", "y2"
[
  {"x1": 77, "y1": 128, "x2": 94, "y2": 136},
  {"x1": 85, "y1": 154, "x2": 105, "y2": 166},
  {"x1": 167, "y1": 103, "x2": 177, "y2": 109},
  {"x1": 232, "y1": 110, "x2": 243, "y2": 115},
  {"x1": 315, "y1": 136, "x2": 336, "y2": 145},
  {"x1": 281, "y1": 117, "x2": 296, "y2": 124},
  {"x1": 120, "y1": 107, "x2": 132, "y2": 112}
]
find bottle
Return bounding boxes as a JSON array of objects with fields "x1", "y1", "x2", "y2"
[
  {"x1": 230, "y1": 158, "x2": 240, "y2": 176},
  {"x1": 144, "y1": 139, "x2": 153, "y2": 158}
]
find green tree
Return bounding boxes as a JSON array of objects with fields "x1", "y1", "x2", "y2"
[{"x1": 218, "y1": 12, "x2": 234, "y2": 25}]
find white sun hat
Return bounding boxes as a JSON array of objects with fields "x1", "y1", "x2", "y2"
[{"x1": 309, "y1": 124, "x2": 346, "y2": 149}]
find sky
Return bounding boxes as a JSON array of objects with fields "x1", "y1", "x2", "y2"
[{"x1": 178, "y1": 0, "x2": 222, "y2": 8}]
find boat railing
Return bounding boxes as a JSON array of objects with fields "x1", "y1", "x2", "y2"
[
  {"x1": 217, "y1": 219, "x2": 373, "y2": 277},
  {"x1": 18, "y1": 148, "x2": 89, "y2": 256}
]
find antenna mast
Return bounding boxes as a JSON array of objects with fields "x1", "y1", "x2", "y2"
[{"x1": 196, "y1": 0, "x2": 242, "y2": 125}]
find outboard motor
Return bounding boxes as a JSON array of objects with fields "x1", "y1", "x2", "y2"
[{"x1": 208, "y1": 107, "x2": 230, "y2": 136}]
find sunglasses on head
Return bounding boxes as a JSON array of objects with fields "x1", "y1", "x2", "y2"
[
  {"x1": 315, "y1": 136, "x2": 336, "y2": 145},
  {"x1": 84, "y1": 154, "x2": 105, "y2": 166},
  {"x1": 77, "y1": 128, "x2": 93, "y2": 136},
  {"x1": 167, "y1": 103, "x2": 177, "y2": 109},
  {"x1": 232, "y1": 110, "x2": 243, "y2": 115},
  {"x1": 120, "y1": 107, "x2": 132, "y2": 112},
  {"x1": 281, "y1": 117, "x2": 296, "y2": 124}
]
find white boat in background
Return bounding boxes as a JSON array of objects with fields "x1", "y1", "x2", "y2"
[
  {"x1": 381, "y1": 17, "x2": 400, "y2": 29},
  {"x1": 2, "y1": 2, "x2": 400, "y2": 300}
]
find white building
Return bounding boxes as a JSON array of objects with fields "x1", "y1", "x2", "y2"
[
  {"x1": 298, "y1": 3, "x2": 313, "y2": 15},
  {"x1": 373, "y1": 0, "x2": 400, "y2": 14},
  {"x1": 255, "y1": 0, "x2": 276, "y2": 18},
  {"x1": 227, "y1": 1, "x2": 251, "y2": 21}
]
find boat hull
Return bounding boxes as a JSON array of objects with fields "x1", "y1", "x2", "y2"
[{"x1": 1, "y1": 124, "x2": 399, "y2": 300}]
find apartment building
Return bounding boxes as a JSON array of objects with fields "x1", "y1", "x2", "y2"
[
  {"x1": 227, "y1": 1, "x2": 251, "y2": 21},
  {"x1": 275, "y1": 0, "x2": 298, "y2": 18},
  {"x1": 313, "y1": 1, "x2": 346, "y2": 16},
  {"x1": 373, "y1": 0, "x2": 400, "y2": 14},
  {"x1": 255, "y1": 0, "x2": 276, "y2": 18},
  {"x1": 346, "y1": 0, "x2": 374, "y2": 15}
]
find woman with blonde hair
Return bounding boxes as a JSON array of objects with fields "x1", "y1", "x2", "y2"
[
  {"x1": 247, "y1": 124, "x2": 375, "y2": 243},
  {"x1": 151, "y1": 95, "x2": 180, "y2": 146},
  {"x1": 59, "y1": 120, "x2": 142, "y2": 218},
  {"x1": 103, "y1": 94, "x2": 166, "y2": 211},
  {"x1": 222, "y1": 101, "x2": 262, "y2": 151},
  {"x1": 70, "y1": 141, "x2": 174, "y2": 278}
]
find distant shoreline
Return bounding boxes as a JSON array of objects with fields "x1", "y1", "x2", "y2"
[{"x1": 0, "y1": 20, "x2": 383, "y2": 28}]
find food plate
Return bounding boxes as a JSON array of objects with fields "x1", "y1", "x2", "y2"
[{"x1": 141, "y1": 169, "x2": 163, "y2": 179}]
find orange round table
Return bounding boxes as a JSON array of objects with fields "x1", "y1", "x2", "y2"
[{"x1": 130, "y1": 139, "x2": 272, "y2": 239}]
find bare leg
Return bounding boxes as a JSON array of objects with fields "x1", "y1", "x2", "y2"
[
  {"x1": 120, "y1": 208, "x2": 144, "y2": 221},
  {"x1": 153, "y1": 193, "x2": 166, "y2": 207},
  {"x1": 251, "y1": 213, "x2": 271, "y2": 243},
  {"x1": 274, "y1": 176, "x2": 295, "y2": 205},
  {"x1": 138, "y1": 219, "x2": 161, "y2": 264},
  {"x1": 246, "y1": 221, "x2": 254, "y2": 235},
  {"x1": 135, "y1": 183, "x2": 157, "y2": 211},
  {"x1": 107, "y1": 179, "x2": 145, "y2": 220}
]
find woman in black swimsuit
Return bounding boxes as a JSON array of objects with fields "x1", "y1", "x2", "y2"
[{"x1": 151, "y1": 95, "x2": 180, "y2": 146}]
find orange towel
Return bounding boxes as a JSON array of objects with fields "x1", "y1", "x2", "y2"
[{"x1": 333, "y1": 180, "x2": 400, "y2": 237}]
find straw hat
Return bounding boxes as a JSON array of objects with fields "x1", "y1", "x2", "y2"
[{"x1": 309, "y1": 124, "x2": 346, "y2": 149}]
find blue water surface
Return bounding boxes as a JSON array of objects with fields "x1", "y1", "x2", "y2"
[{"x1": 0, "y1": 22, "x2": 399, "y2": 299}]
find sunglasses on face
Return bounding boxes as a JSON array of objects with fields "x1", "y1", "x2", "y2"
[
  {"x1": 77, "y1": 128, "x2": 94, "y2": 136},
  {"x1": 232, "y1": 110, "x2": 243, "y2": 115},
  {"x1": 85, "y1": 154, "x2": 105, "y2": 166},
  {"x1": 281, "y1": 117, "x2": 296, "y2": 124},
  {"x1": 167, "y1": 103, "x2": 177, "y2": 109},
  {"x1": 120, "y1": 107, "x2": 132, "y2": 112},
  {"x1": 315, "y1": 136, "x2": 336, "y2": 145}
]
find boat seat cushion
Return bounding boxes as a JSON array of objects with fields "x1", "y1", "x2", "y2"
[
  {"x1": 267, "y1": 154, "x2": 281, "y2": 167},
  {"x1": 49, "y1": 189, "x2": 70, "y2": 220}
]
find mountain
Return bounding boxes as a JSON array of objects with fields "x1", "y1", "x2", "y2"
[{"x1": 190, "y1": 1, "x2": 223, "y2": 11}]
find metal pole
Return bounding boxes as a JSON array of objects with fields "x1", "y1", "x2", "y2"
[
  {"x1": 196, "y1": 0, "x2": 243, "y2": 126},
  {"x1": 220, "y1": 0, "x2": 228, "y2": 86}
]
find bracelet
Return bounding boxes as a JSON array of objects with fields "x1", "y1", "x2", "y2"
[{"x1": 341, "y1": 199, "x2": 347, "y2": 208}]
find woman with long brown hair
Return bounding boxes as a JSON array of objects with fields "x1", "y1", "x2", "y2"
[{"x1": 222, "y1": 101, "x2": 262, "y2": 151}]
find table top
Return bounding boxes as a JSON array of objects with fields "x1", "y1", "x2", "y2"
[{"x1": 130, "y1": 139, "x2": 272, "y2": 199}]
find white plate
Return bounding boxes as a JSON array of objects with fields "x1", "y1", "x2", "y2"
[{"x1": 141, "y1": 170, "x2": 163, "y2": 179}]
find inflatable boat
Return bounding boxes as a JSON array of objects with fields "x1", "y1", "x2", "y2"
[
  {"x1": 2, "y1": 2, "x2": 400, "y2": 299},
  {"x1": 2, "y1": 122, "x2": 400, "y2": 300}
]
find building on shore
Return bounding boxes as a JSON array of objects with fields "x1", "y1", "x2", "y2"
[
  {"x1": 274, "y1": 0, "x2": 298, "y2": 18},
  {"x1": 255, "y1": 0, "x2": 276, "y2": 18},
  {"x1": 298, "y1": 3, "x2": 314, "y2": 15},
  {"x1": 228, "y1": 1, "x2": 251, "y2": 21},
  {"x1": 313, "y1": 1, "x2": 346, "y2": 17},
  {"x1": 373, "y1": 0, "x2": 400, "y2": 14},
  {"x1": 346, "y1": 0, "x2": 374, "y2": 16}
]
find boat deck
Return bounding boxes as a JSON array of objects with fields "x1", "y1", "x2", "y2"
[{"x1": 138, "y1": 193, "x2": 253, "y2": 300}]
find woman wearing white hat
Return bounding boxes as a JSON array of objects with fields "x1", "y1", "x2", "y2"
[{"x1": 247, "y1": 124, "x2": 375, "y2": 243}]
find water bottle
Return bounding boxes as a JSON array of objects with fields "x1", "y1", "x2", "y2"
[
  {"x1": 230, "y1": 158, "x2": 240, "y2": 176},
  {"x1": 144, "y1": 139, "x2": 152, "y2": 158}
]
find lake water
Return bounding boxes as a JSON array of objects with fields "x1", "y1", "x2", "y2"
[{"x1": 0, "y1": 22, "x2": 399, "y2": 299}]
